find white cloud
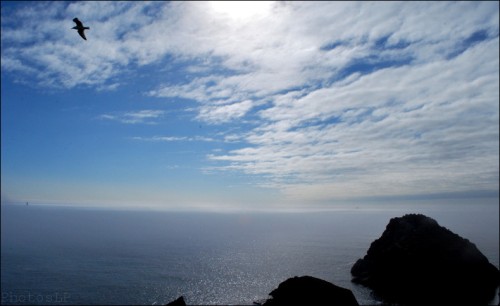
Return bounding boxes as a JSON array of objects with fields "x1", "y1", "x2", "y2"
[
  {"x1": 209, "y1": 37, "x2": 500, "y2": 201},
  {"x1": 3, "y1": 2, "x2": 498, "y2": 91},
  {"x1": 99, "y1": 110, "x2": 165, "y2": 124},
  {"x1": 197, "y1": 100, "x2": 254, "y2": 124},
  {"x1": 132, "y1": 136, "x2": 215, "y2": 142}
]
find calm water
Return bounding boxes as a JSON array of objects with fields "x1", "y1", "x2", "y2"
[{"x1": 1, "y1": 203, "x2": 499, "y2": 305}]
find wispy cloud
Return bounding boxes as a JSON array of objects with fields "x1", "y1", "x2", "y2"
[
  {"x1": 209, "y1": 39, "x2": 500, "y2": 201},
  {"x1": 99, "y1": 110, "x2": 165, "y2": 124},
  {"x1": 132, "y1": 136, "x2": 215, "y2": 142},
  {"x1": 197, "y1": 100, "x2": 254, "y2": 124}
]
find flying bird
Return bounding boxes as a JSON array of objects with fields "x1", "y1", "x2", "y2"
[{"x1": 72, "y1": 18, "x2": 89, "y2": 40}]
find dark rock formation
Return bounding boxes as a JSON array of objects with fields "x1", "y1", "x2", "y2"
[
  {"x1": 262, "y1": 275, "x2": 359, "y2": 305},
  {"x1": 165, "y1": 295, "x2": 186, "y2": 306},
  {"x1": 351, "y1": 214, "x2": 499, "y2": 305}
]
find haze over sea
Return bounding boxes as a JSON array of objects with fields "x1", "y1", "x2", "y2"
[{"x1": 1, "y1": 202, "x2": 498, "y2": 305}]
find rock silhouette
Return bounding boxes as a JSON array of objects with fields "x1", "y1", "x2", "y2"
[
  {"x1": 351, "y1": 214, "x2": 499, "y2": 305},
  {"x1": 262, "y1": 275, "x2": 359, "y2": 306},
  {"x1": 165, "y1": 295, "x2": 186, "y2": 306}
]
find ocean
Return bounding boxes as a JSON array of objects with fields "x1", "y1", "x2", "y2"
[{"x1": 1, "y1": 202, "x2": 499, "y2": 305}]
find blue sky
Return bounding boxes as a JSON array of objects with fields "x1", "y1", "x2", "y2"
[{"x1": 1, "y1": 1, "x2": 499, "y2": 211}]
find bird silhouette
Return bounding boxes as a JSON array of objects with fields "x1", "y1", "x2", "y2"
[{"x1": 72, "y1": 18, "x2": 89, "y2": 40}]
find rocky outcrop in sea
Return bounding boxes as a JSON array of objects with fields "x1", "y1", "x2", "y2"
[
  {"x1": 165, "y1": 295, "x2": 186, "y2": 306},
  {"x1": 351, "y1": 213, "x2": 499, "y2": 305},
  {"x1": 261, "y1": 275, "x2": 359, "y2": 306}
]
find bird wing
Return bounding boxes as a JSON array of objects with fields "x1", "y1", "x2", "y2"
[
  {"x1": 77, "y1": 29, "x2": 87, "y2": 40},
  {"x1": 73, "y1": 18, "x2": 83, "y2": 27}
]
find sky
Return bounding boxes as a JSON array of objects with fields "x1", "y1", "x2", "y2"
[{"x1": 1, "y1": 1, "x2": 499, "y2": 212}]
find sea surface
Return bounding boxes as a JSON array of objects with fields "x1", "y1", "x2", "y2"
[{"x1": 1, "y1": 202, "x2": 499, "y2": 305}]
